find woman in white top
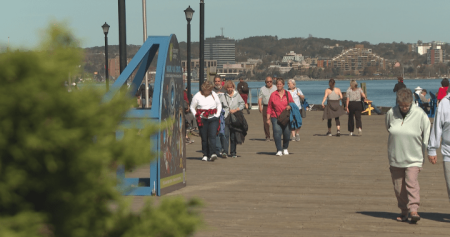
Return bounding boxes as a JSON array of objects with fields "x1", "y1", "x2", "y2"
[
  {"x1": 190, "y1": 81, "x2": 222, "y2": 161},
  {"x1": 346, "y1": 80, "x2": 366, "y2": 136},
  {"x1": 287, "y1": 79, "x2": 304, "y2": 141}
]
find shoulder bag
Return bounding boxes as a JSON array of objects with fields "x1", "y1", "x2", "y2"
[
  {"x1": 359, "y1": 89, "x2": 367, "y2": 110},
  {"x1": 276, "y1": 90, "x2": 290, "y2": 126},
  {"x1": 224, "y1": 94, "x2": 237, "y2": 124},
  {"x1": 298, "y1": 88, "x2": 306, "y2": 118}
]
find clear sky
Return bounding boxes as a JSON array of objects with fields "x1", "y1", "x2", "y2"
[{"x1": 1, "y1": 0, "x2": 449, "y2": 49}]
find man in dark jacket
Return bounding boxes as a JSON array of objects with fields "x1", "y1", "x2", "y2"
[
  {"x1": 393, "y1": 76, "x2": 406, "y2": 92},
  {"x1": 237, "y1": 78, "x2": 250, "y2": 114}
]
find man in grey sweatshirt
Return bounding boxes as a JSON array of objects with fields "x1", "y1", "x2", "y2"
[{"x1": 428, "y1": 93, "x2": 450, "y2": 201}]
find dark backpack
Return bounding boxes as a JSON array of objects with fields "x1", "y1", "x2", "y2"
[{"x1": 241, "y1": 83, "x2": 249, "y2": 93}]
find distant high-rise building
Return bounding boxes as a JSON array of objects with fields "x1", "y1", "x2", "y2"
[
  {"x1": 204, "y1": 35, "x2": 235, "y2": 68},
  {"x1": 427, "y1": 46, "x2": 446, "y2": 64}
]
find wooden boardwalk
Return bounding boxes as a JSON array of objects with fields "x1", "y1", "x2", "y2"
[{"x1": 128, "y1": 111, "x2": 450, "y2": 236}]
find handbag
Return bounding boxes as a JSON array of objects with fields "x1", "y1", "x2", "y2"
[
  {"x1": 300, "y1": 108, "x2": 306, "y2": 118},
  {"x1": 276, "y1": 90, "x2": 290, "y2": 126},
  {"x1": 223, "y1": 94, "x2": 238, "y2": 125},
  {"x1": 361, "y1": 92, "x2": 367, "y2": 110},
  {"x1": 300, "y1": 96, "x2": 306, "y2": 118}
]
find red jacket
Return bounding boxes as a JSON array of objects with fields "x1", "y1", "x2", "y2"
[
  {"x1": 437, "y1": 87, "x2": 448, "y2": 101},
  {"x1": 267, "y1": 90, "x2": 294, "y2": 118}
]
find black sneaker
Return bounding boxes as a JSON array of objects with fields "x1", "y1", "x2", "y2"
[
  {"x1": 326, "y1": 131, "x2": 332, "y2": 137},
  {"x1": 336, "y1": 131, "x2": 340, "y2": 137}
]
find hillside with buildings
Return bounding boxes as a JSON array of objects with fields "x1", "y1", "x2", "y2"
[{"x1": 82, "y1": 36, "x2": 450, "y2": 82}]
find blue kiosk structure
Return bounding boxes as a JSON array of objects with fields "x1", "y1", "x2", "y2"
[{"x1": 103, "y1": 35, "x2": 186, "y2": 196}]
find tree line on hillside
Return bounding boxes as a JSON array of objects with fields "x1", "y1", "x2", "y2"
[{"x1": 83, "y1": 36, "x2": 450, "y2": 81}]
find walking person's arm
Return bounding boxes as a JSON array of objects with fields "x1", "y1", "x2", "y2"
[
  {"x1": 422, "y1": 112, "x2": 431, "y2": 162},
  {"x1": 267, "y1": 95, "x2": 274, "y2": 125},
  {"x1": 428, "y1": 102, "x2": 445, "y2": 164},
  {"x1": 321, "y1": 89, "x2": 329, "y2": 108},
  {"x1": 190, "y1": 94, "x2": 198, "y2": 116},
  {"x1": 258, "y1": 97, "x2": 263, "y2": 113},
  {"x1": 346, "y1": 96, "x2": 350, "y2": 113},
  {"x1": 360, "y1": 89, "x2": 366, "y2": 101},
  {"x1": 297, "y1": 88, "x2": 305, "y2": 100}
]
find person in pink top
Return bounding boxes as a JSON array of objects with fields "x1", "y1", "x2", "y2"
[
  {"x1": 266, "y1": 78, "x2": 294, "y2": 156},
  {"x1": 437, "y1": 78, "x2": 449, "y2": 103}
]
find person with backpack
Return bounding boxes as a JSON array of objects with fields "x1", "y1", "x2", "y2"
[
  {"x1": 393, "y1": 76, "x2": 406, "y2": 93},
  {"x1": 237, "y1": 77, "x2": 250, "y2": 114}
]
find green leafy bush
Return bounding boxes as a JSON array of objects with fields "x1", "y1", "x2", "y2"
[{"x1": 0, "y1": 23, "x2": 202, "y2": 237}]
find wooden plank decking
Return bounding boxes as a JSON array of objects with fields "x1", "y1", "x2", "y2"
[{"x1": 128, "y1": 111, "x2": 450, "y2": 236}]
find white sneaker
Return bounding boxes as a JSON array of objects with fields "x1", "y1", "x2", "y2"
[
  {"x1": 349, "y1": 132, "x2": 353, "y2": 136},
  {"x1": 283, "y1": 149, "x2": 289, "y2": 155},
  {"x1": 358, "y1": 129, "x2": 362, "y2": 136},
  {"x1": 210, "y1": 154, "x2": 217, "y2": 161},
  {"x1": 275, "y1": 151, "x2": 283, "y2": 156},
  {"x1": 202, "y1": 156, "x2": 208, "y2": 161}
]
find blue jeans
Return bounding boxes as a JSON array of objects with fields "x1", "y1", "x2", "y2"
[
  {"x1": 271, "y1": 117, "x2": 290, "y2": 152},
  {"x1": 199, "y1": 117, "x2": 219, "y2": 157},
  {"x1": 371, "y1": 102, "x2": 382, "y2": 114},
  {"x1": 216, "y1": 125, "x2": 229, "y2": 155},
  {"x1": 216, "y1": 125, "x2": 237, "y2": 156}
]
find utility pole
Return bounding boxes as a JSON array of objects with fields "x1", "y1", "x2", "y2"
[
  {"x1": 142, "y1": 0, "x2": 149, "y2": 108},
  {"x1": 199, "y1": 0, "x2": 205, "y2": 89},
  {"x1": 118, "y1": 0, "x2": 127, "y2": 74}
]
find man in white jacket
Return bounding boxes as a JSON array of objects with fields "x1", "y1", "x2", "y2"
[{"x1": 428, "y1": 93, "x2": 450, "y2": 201}]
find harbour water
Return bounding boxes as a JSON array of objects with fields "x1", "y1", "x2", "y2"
[{"x1": 190, "y1": 79, "x2": 445, "y2": 107}]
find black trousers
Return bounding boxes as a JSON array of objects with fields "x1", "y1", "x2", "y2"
[
  {"x1": 327, "y1": 117, "x2": 340, "y2": 128},
  {"x1": 348, "y1": 101, "x2": 362, "y2": 132}
]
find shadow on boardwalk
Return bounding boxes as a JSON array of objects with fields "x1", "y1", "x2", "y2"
[{"x1": 358, "y1": 211, "x2": 450, "y2": 223}]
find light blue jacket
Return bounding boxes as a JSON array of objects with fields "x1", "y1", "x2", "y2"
[
  {"x1": 289, "y1": 102, "x2": 302, "y2": 129},
  {"x1": 428, "y1": 94, "x2": 450, "y2": 162}
]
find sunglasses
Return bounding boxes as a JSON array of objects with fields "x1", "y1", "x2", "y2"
[{"x1": 398, "y1": 105, "x2": 411, "y2": 109}]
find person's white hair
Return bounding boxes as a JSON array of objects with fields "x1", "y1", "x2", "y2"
[{"x1": 288, "y1": 79, "x2": 296, "y2": 87}]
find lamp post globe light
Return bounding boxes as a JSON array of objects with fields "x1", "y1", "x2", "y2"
[
  {"x1": 102, "y1": 22, "x2": 110, "y2": 90},
  {"x1": 184, "y1": 6, "x2": 194, "y2": 102}
]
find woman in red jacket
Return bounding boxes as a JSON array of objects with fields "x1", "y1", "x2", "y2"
[
  {"x1": 266, "y1": 78, "x2": 294, "y2": 156},
  {"x1": 437, "y1": 78, "x2": 449, "y2": 103}
]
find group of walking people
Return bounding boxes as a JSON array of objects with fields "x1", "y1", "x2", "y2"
[
  {"x1": 258, "y1": 76, "x2": 304, "y2": 156},
  {"x1": 189, "y1": 75, "x2": 450, "y2": 224},
  {"x1": 189, "y1": 76, "x2": 248, "y2": 161},
  {"x1": 191, "y1": 75, "x2": 377, "y2": 160},
  {"x1": 321, "y1": 78, "x2": 369, "y2": 137}
]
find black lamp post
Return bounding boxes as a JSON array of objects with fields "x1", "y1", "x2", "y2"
[
  {"x1": 199, "y1": 0, "x2": 205, "y2": 90},
  {"x1": 102, "y1": 22, "x2": 110, "y2": 91},
  {"x1": 184, "y1": 6, "x2": 194, "y2": 102}
]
